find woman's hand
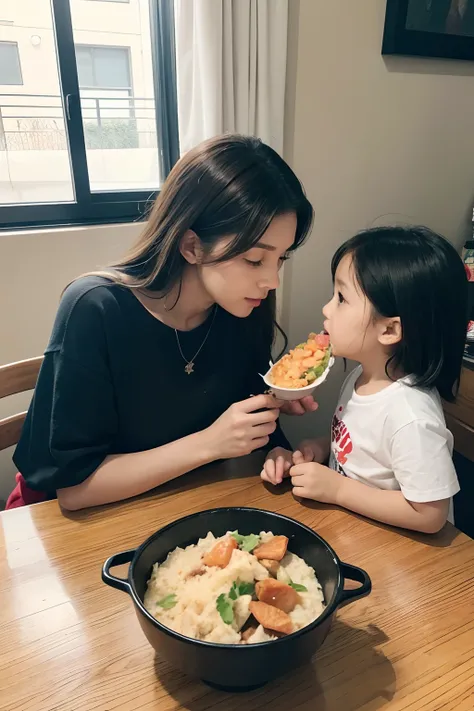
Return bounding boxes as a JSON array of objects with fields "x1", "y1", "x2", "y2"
[
  {"x1": 261, "y1": 447, "x2": 293, "y2": 485},
  {"x1": 279, "y1": 396, "x2": 318, "y2": 416},
  {"x1": 203, "y1": 394, "x2": 282, "y2": 461}
]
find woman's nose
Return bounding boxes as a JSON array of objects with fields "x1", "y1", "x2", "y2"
[{"x1": 259, "y1": 269, "x2": 280, "y2": 291}]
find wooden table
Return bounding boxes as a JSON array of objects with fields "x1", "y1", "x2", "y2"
[{"x1": 1, "y1": 453, "x2": 474, "y2": 711}]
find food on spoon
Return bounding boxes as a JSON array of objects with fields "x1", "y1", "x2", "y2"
[
  {"x1": 253, "y1": 535, "x2": 289, "y2": 561},
  {"x1": 144, "y1": 531, "x2": 325, "y2": 644},
  {"x1": 202, "y1": 536, "x2": 238, "y2": 568},
  {"x1": 255, "y1": 578, "x2": 300, "y2": 613},
  {"x1": 249, "y1": 601, "x2": 293, "y2": 635},
  {"x1": 269, "y1": 332, "x2": 331, "y2": 389}
]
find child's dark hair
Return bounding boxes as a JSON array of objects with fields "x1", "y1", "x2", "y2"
[{"x1": 331, "y1": 226, "x2": 469, "y2": 401}]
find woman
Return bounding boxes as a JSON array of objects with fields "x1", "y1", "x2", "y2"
[{"x1": 7, "y1": 135, "x2": 315, "y2": 511}]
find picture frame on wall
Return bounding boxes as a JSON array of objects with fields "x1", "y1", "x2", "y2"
[{"x1": 382, "y1": 0, "x2": 474, "y2": 60}]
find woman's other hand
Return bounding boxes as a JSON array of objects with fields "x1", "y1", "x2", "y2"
[{"x1": 279, "y1": 396, "x2": 318, "y2": 416}]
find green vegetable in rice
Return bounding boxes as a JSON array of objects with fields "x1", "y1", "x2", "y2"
[
  {"x1": 216, "y1": 593, "x2": 234, "y2": 625},
  {"x1": 289, "y1": 582, "x2": 308, "y2": 593},
  {"x1": 230, "y1": 531, "x2": 260, "y2": 553},
  {"x1": 217, "y1": 579, "x2": 256, "y2": 624},
  {"x1": 228, "y1": 580, "x2": 255, "y2": 600},
  {"x1": 156, "y1": 594, "x2": 178, "y2": 609}
]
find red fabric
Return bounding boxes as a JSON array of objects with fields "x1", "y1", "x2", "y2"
[{"x1": 5, "y1": 473, "x2": 47, "y2": 509}]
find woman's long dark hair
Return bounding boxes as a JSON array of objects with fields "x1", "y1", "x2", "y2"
[
  {"x1": 331, "y1": 226, "x2": 469, "y2": 401},
  {"x1": 94, "y1": 134, "x2": 314, "y2": 354}
]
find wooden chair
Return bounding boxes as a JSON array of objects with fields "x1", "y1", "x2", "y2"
[{"x1": 0, "y1": 356, "x2": 43, "y2": 451}]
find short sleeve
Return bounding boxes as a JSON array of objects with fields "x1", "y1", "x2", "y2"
[
  {"x1": 13, "y1": 283, "x2": 119, "y2": 493},
  {"x1": 390, "y1": 419, "x2": 460, "y2": 503}
]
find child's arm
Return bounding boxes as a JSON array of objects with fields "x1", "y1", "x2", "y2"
[{"x1": 290, "y1": 462, "x2": 449, "y2": 534}]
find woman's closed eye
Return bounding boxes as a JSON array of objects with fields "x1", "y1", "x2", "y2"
[{"x1": 244, "y1": 254, "x2": 291, "y2": 268}]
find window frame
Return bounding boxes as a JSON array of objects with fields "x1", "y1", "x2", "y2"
[
  {"x1": 1, "y1": 0, "x2": 179, "y2": 230},
  {"x1": 0, "y1": 41, "x2": 23, "y2": 86}
]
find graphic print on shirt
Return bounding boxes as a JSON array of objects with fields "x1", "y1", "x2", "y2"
[{"x1": 331, "y1": 405, "x2": 353, "y2": 476}]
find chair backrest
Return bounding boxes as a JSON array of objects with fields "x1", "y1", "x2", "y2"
[{"x1": 0, "y1": 356, "x2": 43, "y2": 451}]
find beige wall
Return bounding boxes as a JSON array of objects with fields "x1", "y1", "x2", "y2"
[
  {"x1": 0, "y1": 223, "x2": 140, "y2": 503},
  {"x1": 281, "y1": 0, "x2": 474, "y2": 444}
]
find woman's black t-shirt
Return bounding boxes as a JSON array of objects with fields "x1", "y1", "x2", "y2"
[{"x1": 14, "y1": 277, "x2": 288, "y2": 495}]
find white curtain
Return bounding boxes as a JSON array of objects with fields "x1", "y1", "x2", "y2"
[{"x1": 174, "y1": 0, "x2": 289, "y2": 155}]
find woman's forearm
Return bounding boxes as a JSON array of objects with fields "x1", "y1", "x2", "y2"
[
  {"x1": 57, "y1": 430, "x2": 215, "y2": 511},
  {"x1": 335, "y1": 478, "x2": 449, "y2": 534}
]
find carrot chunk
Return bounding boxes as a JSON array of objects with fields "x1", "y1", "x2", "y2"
[
  {"x1": 253, "y1": 535, "x2": 289, "y2": 561},
  {"x1": 249, "y1": 601, "x2": 293, "y2": 635},
  {"x1": 255, "y1": 578, "x2": 299, "y2": 613},
  {"x1": 202, "y1": 536, "x2": 238, "y2": 568}
]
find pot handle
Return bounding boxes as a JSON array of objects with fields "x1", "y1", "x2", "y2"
[
  {"x1": 337, "y1": 562, "x2": 372, "y2": 608},
  {"x1": 101, "y1": 549, "x2": 135, "y2": 594}
]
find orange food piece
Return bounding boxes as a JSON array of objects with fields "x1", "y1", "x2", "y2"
[
  {"x1": 301, "y1": 356, "x2": 319, "y2": 369},
  {"x1": 249, "y1": 601, "x2": 293, "y2": 635},
  {"x1": 253, "y1": 535, "x2": 289, "y2": 561},
  {"x1": 255, "y1": 578, "x2": 299, "y2": 613},
  {"x1": 259, "y1": 558, "x2": 280, "y2": 576},
  {"x1": 315, "y1": 333, "x2": 330, "y2": 348},
  {"x1": 202, "y1": 536, "x2": 238, "y2": 568}
]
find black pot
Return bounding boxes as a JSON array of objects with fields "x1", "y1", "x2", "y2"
[{"x1": 102, "y1": 507, "x2": 371, "y2": 691}]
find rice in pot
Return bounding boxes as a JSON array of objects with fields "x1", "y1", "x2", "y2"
[{"x1": 144, "y1": 531, "x2": 325, "y2": 645}]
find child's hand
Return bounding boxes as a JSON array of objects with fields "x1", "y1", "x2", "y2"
[
  {"x1": 261, "y1": 447, "x2": 293, "y2": 486},
  {"x1": 290, "y1": 462, "x2": 342, "y2": 504},
  {"x1": 293, "y1": 437, "x2": 330, "y2": 466}
]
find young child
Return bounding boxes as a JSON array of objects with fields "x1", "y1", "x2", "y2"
[{"x1": 261, "y1": 226, "x2": 468, "y2": 533}]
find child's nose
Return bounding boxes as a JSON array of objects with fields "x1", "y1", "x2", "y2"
[{"x1": 322, "y1": 300, "x2": 331, "y2": 318}]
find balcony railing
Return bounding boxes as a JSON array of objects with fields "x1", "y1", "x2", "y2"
[{"x1": 0, "y1": 93, "x2": 158, "y2": 151}]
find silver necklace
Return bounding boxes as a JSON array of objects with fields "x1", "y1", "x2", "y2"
[{"x1": 174, "y1": 306, "x2": 217, "y2": 374}]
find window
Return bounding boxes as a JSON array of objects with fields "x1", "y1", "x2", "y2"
[
  {"x1": 75, "y1": 46, "x2": 132, "y2": 90},
  {"x1": 0, "y1": 0, "x2": 178, "y2": 228},
  {"x1": 0, "y1": 42, "x2": 23, "y2": 86},
  {"x1": 75, "y1": 46, "x2": 139, "y2": 161}
]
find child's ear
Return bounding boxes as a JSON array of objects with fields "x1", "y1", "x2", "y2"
[
  {"x1": 179, "y1": 230, "x2": 204, "y2": 265},
  {"x1": 378, "y1": 317, "x2": 402, "y2": 347}
]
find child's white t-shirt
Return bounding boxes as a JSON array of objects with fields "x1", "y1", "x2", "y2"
[{"x1": 328, "y1": 366, "x2": 460, "y2": 503}]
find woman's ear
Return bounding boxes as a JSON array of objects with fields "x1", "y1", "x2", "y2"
[
  {"x1": 179, "y1": 230, "x2": 204, "y2": 265},
  {"x1": 378, "y1": 317, "x2": 402, "y2": 347}
]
